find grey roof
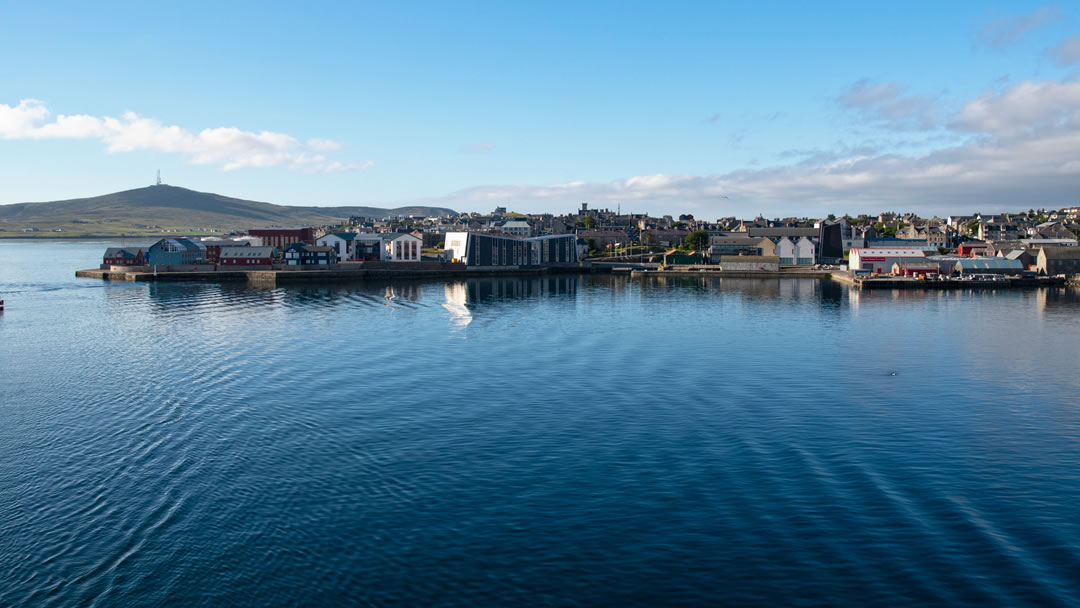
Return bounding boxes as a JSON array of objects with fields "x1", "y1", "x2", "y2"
[
  {"x1": 220, "y1": 246, "x2": 275, "y2": 258},
  {"x1": 200, "y1": 240, "x2": 248, "y2": 247},
  {"x1": 153, "y1": 238, "x2": 206, "y2": 251},
  {"x1": 1039, "y1": 246, "x2": 1080, "y2": 259},
  {"x1": 894, "y1": 261, "x2": 942, "y2": 269},
  {"x1": 103, "y1": 247, "x2": 146, "y2": 257},
  {"x1": 249, "y1": 226, "x2": 313, "y2": 231},
  {"x1": 955, "y1": 258, "x2": 1023, "y2": 270},
  {"x1": 746, "y1": 227, "x2": 818, "y2": 237},
  {"x1": 326, "y1": 232, "x2": 359, "y2": 241},
  {"x1": 710, "y1": 237, "x2": 765, "y2": 245},
  {"x1": 379, "y1": 233, "x2": 417, "y2": 241},
  {"x1": 716, "y1": 255, "x2": 780, "y2": 263},
  {"x1": 526, "y1": 233, "x2": 576, "y2": 241}
]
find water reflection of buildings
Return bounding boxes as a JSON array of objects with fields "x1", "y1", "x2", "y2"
[
  {"x1": 443, "y1": 276, "x2": 580, "y2": 327},
  {"x1": 632, "y1": 274, "x2": 844, "y2": 304},
  {"x1": 144, "y1": 280, "x2": 435, "y2": 315},
  {"x1": 1035, "y1": 287, "x2": 1080, "y2": 320}
]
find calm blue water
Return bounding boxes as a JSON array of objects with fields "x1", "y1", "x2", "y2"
[{"x1": 2, "y1": 239, "x2": 1080, "y2": 607}]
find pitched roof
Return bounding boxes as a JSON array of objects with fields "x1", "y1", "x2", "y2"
[
  {"x1": 1039, "y1": 246, "x2": 1080, "y2": 259},
  {"x1": 220, "y1": 246, "x2": 275, "y2": 258},
  {"x1": 851, "y1": 248, "x2": 926, "y2": 257},
  {"x1": 326, "y1": 232, "x2": 359, "y2": 241},
  {"x1": 955, "y1": 258, "x2": 1023, "y2": 270},
  {"x1": 894, "y1": 262, "x2": 941, "y2": 270},
  {"x1": 716, "y1": 255, "x2": 780, "y2": 263},
  {"x1": 709, "y1": 237, "x2": 764, "y2": 245},
  {"x1": 104, "y1": 247, "x2": 145, "y2": 257},
  {"x1": 746, "y1": 227, "x2": 818, "y2": 237},
  {"x1": 200, "y1": 239, "x2": 247, "y2": 247}
]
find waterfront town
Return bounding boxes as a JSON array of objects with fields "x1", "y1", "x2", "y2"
[{"x1": 87, "y1": 202, "x2": 1080, "y2": 284}]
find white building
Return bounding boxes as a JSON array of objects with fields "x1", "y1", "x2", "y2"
[
  {"x1": 849, "y1": 248, "x2": 926, "y2": 274},
  {"x1": 378, "y1": 233, "x2": 423, "y2": 261},
  {"x1": 776, "y1": 236, "x2": 816, "y2": 265},
  {"x1": 318, "y1": 232, "x2": 422, "y2": 262},
  {"x1": 316, "y1": 232, "x2": 356, "y2": 262},
  {"x1": 499, "y1": 220, "x2": 532, "y2": 237}
]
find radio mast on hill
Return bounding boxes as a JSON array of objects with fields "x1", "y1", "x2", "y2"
[{"x1": 155, "y1": 170, "x2": 162, "y2": 186}]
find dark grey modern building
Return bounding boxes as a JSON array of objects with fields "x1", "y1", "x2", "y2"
[{"x1": 443, "y1": 232, "x2": 578, "y2": 267}]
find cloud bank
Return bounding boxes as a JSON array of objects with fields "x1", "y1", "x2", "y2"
[
  {"x1": 0, "y1": 99, "x2": 372, "y2": 173},
  {"x1": 433, "y1": 79, "x2": 1080, "y2": 216}
]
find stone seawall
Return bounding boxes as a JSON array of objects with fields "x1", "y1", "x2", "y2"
[{"x1": 76, "y1": 265, "x2": 580, "y2": 284}]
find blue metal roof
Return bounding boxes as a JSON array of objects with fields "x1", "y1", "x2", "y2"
[{"x1": 955, "y1": 258, "x2": 1023, "y2": 270}]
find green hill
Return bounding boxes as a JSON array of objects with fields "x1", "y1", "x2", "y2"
[{"x1": 0, "y1": 185, "x2": 456, "y2": 237}]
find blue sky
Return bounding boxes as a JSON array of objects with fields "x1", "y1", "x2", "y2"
[{"x1": 2, "y1": 1, "x2": 1080, "y2": 217}]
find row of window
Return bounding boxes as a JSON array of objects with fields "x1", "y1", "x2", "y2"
[{"x1": 393, "y1": 240, "x2": 420, "y2": 260}]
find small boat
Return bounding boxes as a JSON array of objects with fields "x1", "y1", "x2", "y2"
[{"x1": 0, "y1": 299, "x2": 4, "y2": 311}]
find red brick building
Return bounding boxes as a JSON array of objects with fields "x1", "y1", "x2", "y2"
[{"x1": 249, "y1": 227, "x2": 315, "y2": 250}]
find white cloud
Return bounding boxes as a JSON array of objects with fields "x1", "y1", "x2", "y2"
[
  {"x1": 433, "y1": 78, "x2": 1080, "y2": 216},
  {"x1": 977, "y1": 7, "x2": 1062, "y2": 49},
  {"x1": 0, "y1": 99, "x2": 372, "y2": 173},
  {"x1": 952, "y1": 80, "x2": 1080, "y2": 136},
  {"x1": 1049, "y1": 34, "x2": 1080, "y2": 66},
  {"x1": 837, "y1": 79, "x2": 940, "y2": 131}
]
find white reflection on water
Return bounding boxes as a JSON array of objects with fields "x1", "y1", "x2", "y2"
[{"x1": 443, "y1": 282, "x2": 472, "y2": 328}]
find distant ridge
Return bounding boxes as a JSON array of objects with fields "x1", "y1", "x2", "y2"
[{"x1": 0, "y1": 185, "x2": 456, "y2": 236}]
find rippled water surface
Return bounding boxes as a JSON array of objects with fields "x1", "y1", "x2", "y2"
[{"x1": 3, "y1": 239, "x2": 1080, "y2": 607}]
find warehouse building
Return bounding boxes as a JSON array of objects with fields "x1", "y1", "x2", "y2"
[
  {"x1": 1037, "y1": 247, "x2": 1080, "y2": 276},
  {"x1": 147, "y1": 238, "x2": 206, "y2": 267},
  {"x1": 708, "y1": 236, "x2": 774, "y2": 256},
  {"x1": 925, "y1": 255, "x2": 971, "y2": 275},
  {"x1": 954, "y1": 258, "x2": 1024, "y2": 276},
  {"x1": 849, "y1": 248, "x2": 926, "y2": 274},
  {"x1": 891, "y1": 262, "x2": 941, "y2": 277}
]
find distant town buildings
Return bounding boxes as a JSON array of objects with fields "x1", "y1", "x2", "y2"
[{"x1": 85, "y1": 200, "x2": 1080, "y2": 281}]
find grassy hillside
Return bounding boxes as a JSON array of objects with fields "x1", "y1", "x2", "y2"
[{"x1": 0, "y1": 185, "x2": 456, "y2": 237}]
